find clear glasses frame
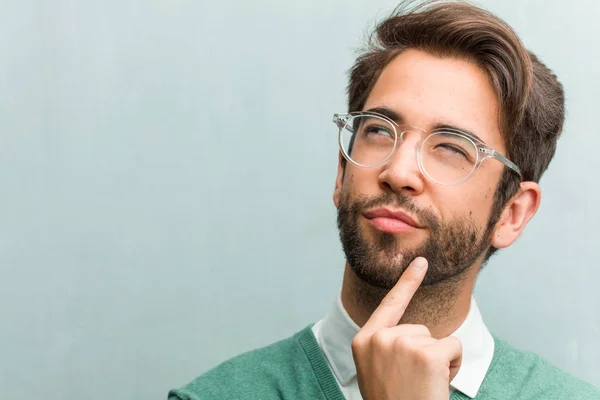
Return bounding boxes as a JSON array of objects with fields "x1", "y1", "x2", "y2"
[{"x1": 333, "y1": 111, "x2": 522, "y2": 186}]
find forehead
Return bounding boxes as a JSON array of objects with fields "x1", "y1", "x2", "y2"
[{"x1": 363, "y1": 49, "x2": 504, "y2": 152}]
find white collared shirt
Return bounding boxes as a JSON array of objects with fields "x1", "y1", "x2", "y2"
[{"x1": 312, "y1": 295, "x2": 494, "y2": 399}]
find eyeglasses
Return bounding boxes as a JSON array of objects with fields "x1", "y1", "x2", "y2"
[{"x1": 333, "y1": 111, "x2": 522, "y2": 186}]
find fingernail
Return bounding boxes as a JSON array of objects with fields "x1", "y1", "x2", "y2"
[{"x1": 412, "y1": 257, "x2": 428, "y2": 270}]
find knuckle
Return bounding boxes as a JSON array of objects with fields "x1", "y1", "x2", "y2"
[
  {"x1": 351, "y1": 334, "x2": 366, "y2": 350},
  {"x1": 371, "y1": 330, "x2": 389, "y2": 347},
  {"x1": 443, "y1": 336, "x2": 462, "y2": 349},
  {"x1": 392, "y1": 336, "x2": 411, "y2": 352},
  {"x1": 416, "y1": 350, "x2": 436, "y2": 366},
  {"x1": 452, "y1": 337, "x2": 463, "y2": 350},
  {"x1": 406, "y1": 324, "x2": 430, "y2": 336},
  {"x1": 420, "y1": 325, "x2": 431, "y2": 336}
]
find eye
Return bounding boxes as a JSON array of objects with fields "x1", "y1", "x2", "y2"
[
  {"x1": 364, "y1": 124, "x2": 393, "y2": 138},
  {"x1": 435, "y1": 143, "x2": 470, "y2": 159}
]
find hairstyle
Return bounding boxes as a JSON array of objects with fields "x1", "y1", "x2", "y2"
[{"x1": 346, "y1": 0, "x2": 565, "y2": 259}]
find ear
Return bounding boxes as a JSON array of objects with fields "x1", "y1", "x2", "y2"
[
  {"x1": 333, "y1": 152, "x2": 345, "y2": 209},
  {"x1": 491, "y1": 181, "x2": 541, "y2": 249}
]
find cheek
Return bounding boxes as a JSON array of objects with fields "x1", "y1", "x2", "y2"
[
  {"x1": 466, "y1": 183, "x2": 497, "y2": 222},
  {"x1": 456, "y1": 162, "x2": 503, "y2": 219},
  {"x1": 434, "y1": 181, "x2": 497, "y2": 223},
  {"x1": 343, "y1": 166, "x2": 381, "y2": 195}
]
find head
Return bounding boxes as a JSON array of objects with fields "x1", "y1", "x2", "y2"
[{"x1": 334, "y1": 1, "x2": 564, "y2": 289}]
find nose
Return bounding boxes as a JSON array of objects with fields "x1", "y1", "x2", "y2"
[{"x1": 377, "y1": 130, "x2": 425, "y2": 195}]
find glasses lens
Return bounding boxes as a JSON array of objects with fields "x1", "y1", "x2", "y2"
[
  {"x1": 421, "y1": 132, "x2": 478, "y2": 184},
  {"x1": 339, "y1": 114, "x2": 396, "y2": 167}
]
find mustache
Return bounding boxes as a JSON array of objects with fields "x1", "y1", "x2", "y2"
[{"x1": 343, "y1": 191, "x2": 440, "y2": 230}]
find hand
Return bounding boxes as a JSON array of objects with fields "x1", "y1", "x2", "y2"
[{"x1": 351, "y1": 257, "x2": 462, "y2": 400}]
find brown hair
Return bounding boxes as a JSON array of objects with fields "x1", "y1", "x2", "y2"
[{"x1": 346, "y1": 0, "x2": 565, "y2": 260}]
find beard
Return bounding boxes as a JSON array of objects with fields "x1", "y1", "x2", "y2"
[{"x1": 337, "y1": 189, "x2": 493, "y2": 289}]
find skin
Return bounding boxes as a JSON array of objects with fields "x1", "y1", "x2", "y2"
[{"x1": 332, "y1": 49, "x2": 541, "y2": 398}]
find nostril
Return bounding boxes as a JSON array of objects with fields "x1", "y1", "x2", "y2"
[{"x1": 380, "y1": 181, "x2": 393, "y2": 192}]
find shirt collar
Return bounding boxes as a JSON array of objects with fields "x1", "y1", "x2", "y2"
[{"x1": 318, "y1": 294, "x2": 495, "y2": 398}]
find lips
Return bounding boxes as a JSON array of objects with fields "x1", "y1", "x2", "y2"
[{"x1": 363, "y1": 208, "x2": 422, "y2": 233}]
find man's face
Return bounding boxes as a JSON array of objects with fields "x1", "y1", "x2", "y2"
[{"x1": 335, "y1": 49, "x2": 507, "y2": 289}]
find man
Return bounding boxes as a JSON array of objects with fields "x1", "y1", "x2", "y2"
[{"x1": 169, "y1": 1, "x2": 600, "y2": 399}]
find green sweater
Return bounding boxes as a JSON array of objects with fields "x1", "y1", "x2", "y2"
[{"x1": 169, "y1": 325, "x2": 600, "y2": 399}]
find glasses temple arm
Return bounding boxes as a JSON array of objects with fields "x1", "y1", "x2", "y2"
[{"x1": 492, "y1": 151, "x2": 522, "y2": 177}]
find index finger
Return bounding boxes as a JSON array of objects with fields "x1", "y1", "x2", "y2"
[{"x1": 361, "y1": 257, "x2": 428, "y2": 334}]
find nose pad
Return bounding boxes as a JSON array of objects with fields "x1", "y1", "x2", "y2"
[
  {"x1": 398, "y1": 129, "x2": 407, "y2": 143},
  {"x1": 392, "y1": 128, "x2": 425, "y2": 163}
]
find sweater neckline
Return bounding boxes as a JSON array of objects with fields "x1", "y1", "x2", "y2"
[
  {"x1": 295, "y1": 324, "x2": 506, "y2": 400},
  {"x1": 297, "y1": 325, "x2": 347, "y2": 400}
]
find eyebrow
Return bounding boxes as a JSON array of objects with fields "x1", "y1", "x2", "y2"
[
  {"x1": 365, "y1": 107, "x2": 405, "y2": 125},
  {"x1": 364, "y1": 106, "x2": 486, "y2": 144}
]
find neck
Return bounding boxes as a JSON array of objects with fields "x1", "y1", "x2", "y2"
[{"x1": 340, "y1": 263, "x2": 478, "y2": 339}]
